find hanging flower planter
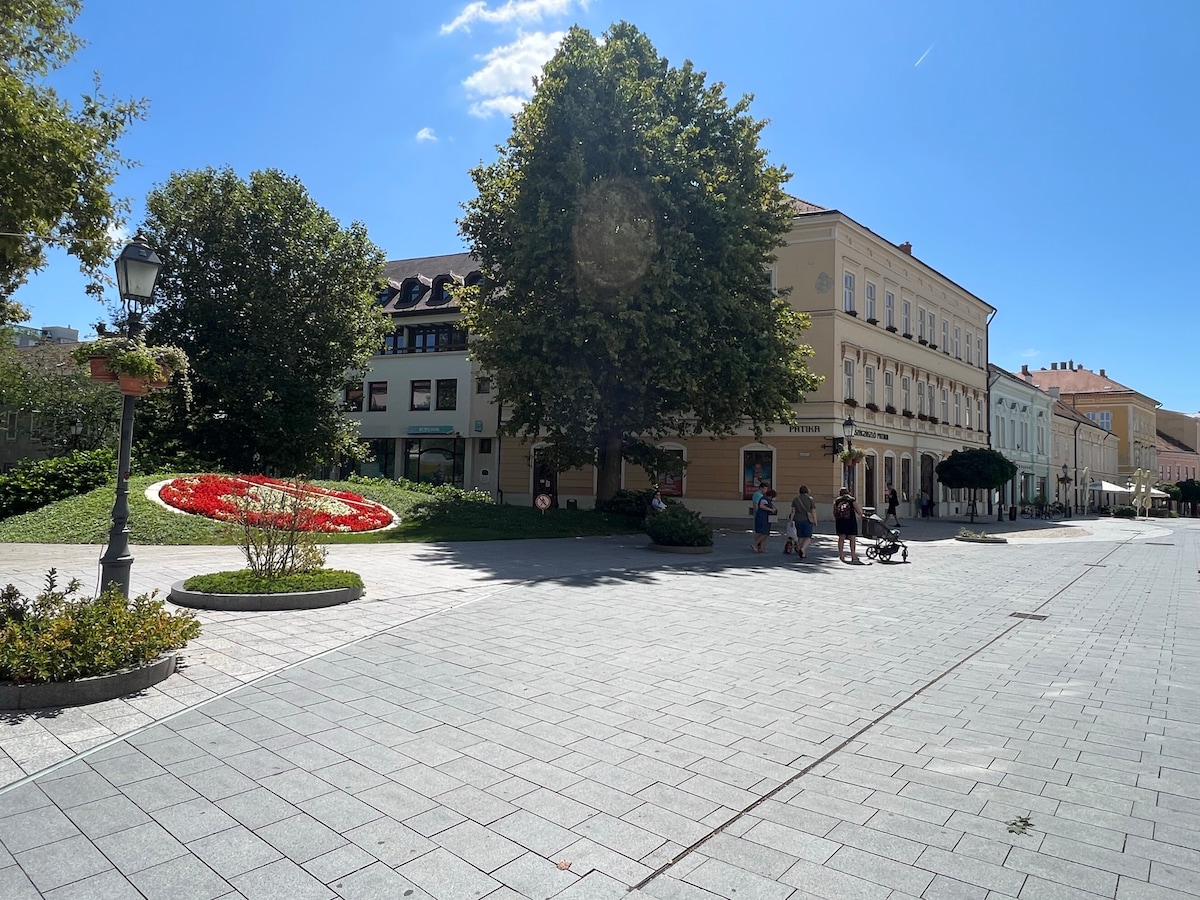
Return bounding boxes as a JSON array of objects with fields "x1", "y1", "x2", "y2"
[
  {"x1": 73, "y1": 339, "x2": 188, "y2": 394},
  {"x1": 839, "y1": 449, "x2": 866, "y2": 466},
  {"x1": 88, "y1": 357, "x2": 118, "y2": 383}
]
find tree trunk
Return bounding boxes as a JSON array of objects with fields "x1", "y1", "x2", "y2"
[{"x1": 595, "y1": 429, "x2": 624, "y2": 502}]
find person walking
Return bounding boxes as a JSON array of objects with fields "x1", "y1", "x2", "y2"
[
  {"x1": 789, "y1": 485, "x2": 817, "y2": 559},
  {"x1": 918, "y1": 489, "x2": 930, "y2": 518},
  {"x1": 833, "y1": 486, "x2": 865, "y2": 564},
  {"x1": 884, "y1": 484, "x2": 900, "y2": 527},
  {"x1": 752, "y1": 488, "x2": 778, "y2": 553}
]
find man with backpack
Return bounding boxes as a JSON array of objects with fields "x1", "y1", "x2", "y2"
[{"x1": 833, "y1": 486, "x2": 866, "y2": 564}]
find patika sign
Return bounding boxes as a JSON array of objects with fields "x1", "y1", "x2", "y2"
[{"x1": 787, "y1": 423, "x2": 891, "y2": 441}]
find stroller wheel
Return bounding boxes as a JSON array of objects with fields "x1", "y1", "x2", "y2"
[{"x1": 865, "y1": 546, "x2": 879, "y2": 560}]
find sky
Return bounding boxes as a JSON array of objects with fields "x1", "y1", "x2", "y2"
[{"x1": 13, "y1": 0, "x2": 1200, "y2": 413}]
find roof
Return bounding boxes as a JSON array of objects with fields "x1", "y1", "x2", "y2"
[
  {"x1": 1053, "y1": 399, "x2": 1104, "y2": 428},
  {"x1": 380, "y1": 253, "x2": 481, "y2": 317},
  {"x1": 1157, "y1": 430, "x2": 1195, "y2": 454},
  {"x1": 785, "y1": 196, "x2": 827, "y2": 214},
  {"x1": 1025, "y1": 366, "x2": 1158, "y2": 405}
]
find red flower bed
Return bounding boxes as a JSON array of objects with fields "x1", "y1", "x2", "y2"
[{"x1": 158, "y1": 475, "x2": 395, "y2": 532}]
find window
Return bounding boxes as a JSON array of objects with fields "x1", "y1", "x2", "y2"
[
  {"x1": 1037, "y1": 425, "x2": 1044, "y2": 454},
  {"x1": 976, "y1": 337, "x2": 983, "y2": 366},
  {"x1": 1098, "y1": 411, "x2": 1111, "y2": 431},
  {"x1": 918, "y1": 308, "x2": 926, "y2": 340},
  {"x1": 901, "y1": 376, "x2": 911, "y2": 411},
  {"x1": 865, "y1": 282, "x2": 876, "y2": 320},
  {"x1": 368, "y1": 381, "x2": 388, "y2": 412},
  {"x1": 479, "y1": 438, "x2": 493, "y2": 454},
  {"x1": 965, "y1": 396, "x2": 972, "y2": 429},
  {"x1": 344, "y1": 383, "x2": 364, "y2": 412},
  {"x1": 410, "y1": 379, "x2": 431, "y2": 411},
  {"x1": 941, "y1": 389, "x2": 949, "y2": 421},
  {"x1": 843, "y1": 359, "x2": 855, "y2": 399},
  {"x1": 383, "y1": 328, "x2": 406, "y2": 355},
  {"x1": 966, "y1": 331, "x2": 973, "y2": 365},
  {"x1": 659, "y1": 448, "x2": 686, "y2": 497},
  {"x1": 743, "y1": 449, "x2": 774, "y2": 500},
  {"x1": 408, "y1": 324, "x2": 467, "y2": 354},
  {"x1": 476, "y1": 377, "x2": 491, "y2": 394},
  {"x1": 954, "y1": 326, "x2": 961, "y2": 358},
  {"x1": 843, "y1": 271, "x2": 855, "y2": 312},
  {"x1": 954, "y1": 393, "x2": 961, "y2": 426},
  {"x1": 976, "y1": 399, "x2": 983, "y2": 429},
  {"x1": 941, "y1": 319, "x2": 948, "y2": 350},
  {"x1": 884, "y1": 291, "x2": 895, "y2": 328},
  {"x1": 4, "y1": 411, "x2": 16, "y2": 441},
  {"x1": 884, "y1": 371, "x2": 894, "y2": 408},
  {"x1": 864, "y1": 366, "x2": 876, "y2": 405},
  {"x1": 927, "y1": 382, "x2": 935, "y2": 414},
  {"x1": 435, "y1": 378, "x2": 457, "y2": 411},
  {"x1": 996, "y1": 417, "x2": 1005, "y2": 447},
  {"x1": 902, "y1": 300, "x2": 911, "y2": 335},
  {"x1": 917, "y1": 383, "x2": 925, "y2": 415},
  {"x1": 404, "y1": 437, "x2": 465, "y2": 487}
]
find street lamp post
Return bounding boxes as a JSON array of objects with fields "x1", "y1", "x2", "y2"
[
  {"x1": 98, "y1": 236, "x2": 162, "y2": 597},
  {"x1": 70, "y1": 419, "x2": 83, "y2": 450},
  {"x1": 842, "y1": 416, "x2": 855, "y2": 488}
]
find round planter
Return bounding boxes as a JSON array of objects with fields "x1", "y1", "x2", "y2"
[
  {"x1": 646, "y1": 543, "x2": 713, "y2": 554},
  {"x1": 88, "y1": 357, "x2": 118, "y2": 383},
  {"x1": 0, "y1": 654, "x2": 176, "y2": 711},
  {"x1": 954, "y1": 536, "x2": 1008, "y2": 544},
  {"x1": 170, "y1": 580, "x2": 363, "y2": 611}
]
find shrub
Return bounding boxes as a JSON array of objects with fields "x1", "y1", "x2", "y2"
[
  {"x1": 183, "y1": 569, "x2": 363, "y2": 594},
  {"x1": 0, "y1": 449, "x2": 115, "y2": 520},
  {"x1": 348, "y1": 474, "x2": 493, "y2": 504},
  {"x1": 645, "y1": 503, "x2": 713, "y2": 547},
  {"x1": 595, "y1": 488, "x2": 656, "y2": 520},
  {"x1": 0, "y1": 570, "x2": 200, "y2": 684},
  {"x1": 231, "y1": 480, "x2": 328, "y2": 577},
  {"x1": 1111, "y1": 505, "x2": 1137, "y2": 518}
]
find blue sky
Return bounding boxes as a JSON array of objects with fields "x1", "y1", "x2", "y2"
[{"x1": 15, "y1": 0, "x2": 1200, "y2": 412}]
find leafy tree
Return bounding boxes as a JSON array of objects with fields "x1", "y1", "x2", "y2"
[
  {"x1": 459, "y1": 22, "x2": 820, "y2": 501},
  {"x1": 936, "y1": 448, "x2": 1018, "y2": 523},
  {"x1": 136, "y1": 168, "x2": 390, "y2": 474},
  {"x1": 1177, "y1": 478, "x2": 1200, "y2": 517},
  {"x1": 0, "y1": 0, "x2": 147, "y2": 319}
]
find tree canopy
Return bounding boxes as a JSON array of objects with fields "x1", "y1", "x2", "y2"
[
  {"x1": 458, "y1": 22, "x2": 820, "y2": 500},
  {"x1": 936, "y1": 448, "x2": 1018, "y2": 522},
  {"x1": 0, "y1": 0, "x2": 146, "y2": 321},
  {"x1": 136, "y1": 167, "x2": 390, "y2": 474}
]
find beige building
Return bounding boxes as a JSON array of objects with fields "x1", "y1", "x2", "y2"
[
  {"x1": 1156, "y1": 409, "x2": 1200, "y2": 485},
  {"x1": 1050, "y1": 398, "x2": 1120, "y2": 511},
  {"x1": 496, "y1": 203, "x2": 995, "y2": 518},
  {"x1": 1025, "y1": 363, "x2": 1159, "y2": 480}
]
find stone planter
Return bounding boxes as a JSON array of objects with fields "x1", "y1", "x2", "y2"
[
  {"x1": 646, "y1": 543, "x2": 713, "y2": 554},
  {"x1": 170, "y1": 580, "x2": 362, "y2": 611},
  {"x1": 0, "y1": 654, "x2": 177, "y2": 711}
]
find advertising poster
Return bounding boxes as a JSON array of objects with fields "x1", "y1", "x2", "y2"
[{"x1": 743, "y1": 450, "x2": 773, "y2": 500}]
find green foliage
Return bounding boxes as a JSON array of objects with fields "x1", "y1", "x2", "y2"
[
  {"x1": 644, "y1": 503, "x2": 713, "y2": 547},
  {"x1": 459, "y1": 22, "x2": 821, "y2": 501},
  {"x1": 136, "y1": 167, "x2": 391, "y2": 473},
  {"x1": 72, "y1": 338, "x2": 189, "y2": 380},
  {"x1": 0, "y1": 0, "x2": 147, "y2": 307},
  {"x1": 0, "y1": 448, "x2": 115, "y2": 519},
  {"x1": 1177, "y1": 479, "x2": 1200, "y2": 506},
  {"x1": 347, "y1": 474, "x2": 493, "y2": 504},
  {"x1": 0, "y1": 570, "x2": 200, "y2": 684},
  {"x1": 231, "y1": 480, "x2": 328, "y2": 578},
  {"x1": 595, "y1": 488, "x2": 657, "y2": 520},
  {"x1": 935, "y1": 448, "x2": 1019, "y2": 491},
  {"x1": 182, "y1": 569, "x2": 362, "y2": 594},
  {"x1": 1111, "y1": 505, "x2": 1137, "y2": 518}
]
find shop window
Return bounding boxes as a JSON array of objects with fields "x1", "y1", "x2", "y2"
[
  {"x1": 658, "y1": 448, "x2": 686, "y2": 497},
  {"x1": 403, "y1": 437, "x2": 465, "y2": 487},
  {"x1": 435, "y1": 379, "x2": 457, "y2": 411}
]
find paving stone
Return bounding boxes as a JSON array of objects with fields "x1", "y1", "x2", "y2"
[
  {"x1": 0, "y1": 865, "x2": 40, "y2": 900},
  {"x1": 398, "y1": 846, "x2": 502, "y2": 898},
  {"x1": 96, "y1": 820, "x2": 188, "y2": 874},
  {"x1": 683, "y1": 856, "x2": 794, "y2": 900},
  {"x1": 258, "y1": 812, "x2": 347, "y2": 863},
  {"x1": 216, "y1": 787, "x2": 301, "y2": 830},
  {"x1": 344, "y1": 816, "x2": 435, "y2": 866},
  {"x1": 0, "y1": 802, "x2": 79, "y2": 852},
  {"x1": 231, "y1": 857, "x2": 334, "y2": 900},
  {"x1": 42, "y1": 867, "x2": 143, "y2": 899},
  {"x1": 434, "y1": 819, "x2": 526, "y2": 872},
  {"x1": 128, "y1": 854, "x2": 232, "y2": 900},
  {"x1": 301, "y1": 843, "x2": 378, "y2": 883},
  {"x1": 151, "y1": 796, "x2": 238, "y2": 842},
  {"x1": 188, "y1": 825, "x2": 283, "y2": 878},
  {"x1": 492, "y1": 850, "x2": 578, "y2": 899}
]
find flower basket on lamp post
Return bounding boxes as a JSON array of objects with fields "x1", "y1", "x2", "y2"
[{"x1": 839, "y1": 449, "x2": 866, "y2": 467}]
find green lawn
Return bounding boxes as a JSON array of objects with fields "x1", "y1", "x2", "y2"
[{"x1": 0, "y1": 475, "x2": 643, "y2": 545}]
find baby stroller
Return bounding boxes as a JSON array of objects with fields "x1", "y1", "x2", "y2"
[{"x1": 863, "y1": 514, "x2": 908, "y2": 563}]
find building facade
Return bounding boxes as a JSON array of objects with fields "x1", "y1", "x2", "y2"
[
  {"x1": 1050, "y1": 398, "x2": 1120, "y2": 511},
  {"x1": 343, "y1": 253, "x2": 501, "y2": 495},
  {"x1": 1025, "y1": 363, "x2": 1159, "y2": 480},
  {"x1": 988, "y1": 364, "x2": 1053, "y2": 509},
  {"x1": 1155, "y1": 409, "x2": 1200, "y2": 485}
]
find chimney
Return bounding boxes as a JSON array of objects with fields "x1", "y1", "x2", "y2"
[
  {"x1": 1051, "y1": 362, "x2": 1058, "y2": 370},
  {"x1": 1068, "y1": 359, "x2": 1074, "y2": 370},
  {"x1": 1060, "y1": 361, "x2": 1067, "y2": 370},
  {"x1": 1100, "y1": 368, "x2": 1106, "y2": 377},
  {"x1": 1021, "y1": 364, "x2": 1030, "y2": 376},
  {"x1": 1049, "y1": 387, "x2": 1060, "y2": 400},
  {"x1": 897, "y1": 241, "x2": 912, "y2": 255}
]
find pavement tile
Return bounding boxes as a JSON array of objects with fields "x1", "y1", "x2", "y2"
[
  {"x1": 0, "y1": 865, "x2": 40, "y2": 900},
  {"x1": 230, "y1": 857, "x2": 334, "y2": 900},
  {"x1": 492, "y1": 850, "x2": 578, "y2": 899},
  {"x1": 96, "y1": 820, "x2": 188, "y2": 874},
  {"x1": 344, "y1": 816, "x2": 435, "y2": 866},
  {"x1": 127, "y1": 853, "x2": 232, "y2": 900},
  {"x1": 13, "y1": 833, "x2": 113, "y2": 892},
  {"x1": 216, "y1": 787, "x2": 301, "y2": 830},
  {"x1": 684, "y1": 856, "x2": 794, "y2": 900},
  {"x1": 434, "y1": 819, "x2": 526, "y2": 872},
  {"x1": 257, "y1": 812, "x2": 347, "y2": 863},
  {"x1": 42, "y1": 867, "x2": 142, "y2": 899},
  {"x1": 398, "y1": 846, "x2": 502, "y2": 899},
  {"x1": 188, "y1": 825, "x2": 283, "y2": 878},
  {"x1": 0, "y1": 802, "x2": 79, "y2": 852},
  {"x1": 151, "y1": 796, "x2": 238, "y2": 842}
]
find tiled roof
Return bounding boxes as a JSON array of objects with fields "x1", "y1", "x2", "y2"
[
  {"x1": 380, "y1": 253, "x2": 481, "y2": 317},
  {"x1": 786, "y1": 196, "x2": 827, "y2": 214},
  {"x1": 1052, "y1": 399, "x2": 1102, "y2": 428},
  {"x1": 1025, "y1": 367, "x2": 1158, "y2": 403},
  {"x1": 1157, "y1": 430, "x2": 1195, "y2": 454}
]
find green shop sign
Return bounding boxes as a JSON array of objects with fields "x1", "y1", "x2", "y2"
[{"x1": 407, "y1": 425, "x2": 456, "y2": 435}]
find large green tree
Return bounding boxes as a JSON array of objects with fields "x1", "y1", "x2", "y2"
[
  {"x1": 459, "y1": 22, "x2": 820, "y2": 501},
  {"x1": 137, "y1": 168, "x2": 390, "y2": 473},
  {"x1": 1, "y1": 0, "x2": 147, "y2": 321},
  {"x1": 936, "y1": 448, "x2": 1018, "y2": 523}
]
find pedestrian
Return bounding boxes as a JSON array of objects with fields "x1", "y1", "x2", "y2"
[
  {"x1": 884, "y1": 483, "x2": 900, "y2": 527},
  {"x1": 789, "y1": 485, "x2": 817, "y2": 559},
  {"x1": 650, "y1": 489, "x2": 667, "y2": 514},
  {"x1": 752, "y1": 488, "x2": 777, "y2": 553},
  {"x1": 918, "y1": 489, "x2": 930, "y2": 518},
  {"x1": 833, "y1": 486, "x2": 865, "y2": 564}
]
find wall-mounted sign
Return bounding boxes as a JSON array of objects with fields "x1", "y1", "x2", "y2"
[
  {"x1": 407, "y1": 425, "x2": 455, "y2": 435},
  {"x1": 787, "y1": 424, "x2": 823, "y2": 434},
  {"x1": 853, "y1": 428, "x2": 890, "y2": 441}
]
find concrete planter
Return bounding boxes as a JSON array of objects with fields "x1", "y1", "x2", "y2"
[
  {"x1": 954, "y1": 536, "x2": 1008, "y2": 544},
  {"x1": 170, "y1": 580, "x2": 362, "y2": 612},
  {"x1": 0, "y1": 654, "x2": 176, "y2": 711},
  {"x1": 646, "y1": 543, "x2": 713, "y2": 554}
]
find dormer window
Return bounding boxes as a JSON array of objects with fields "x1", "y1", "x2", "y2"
[
  {"x1": 398, "y1": 279, "x2": 426, "y2": 306},
  {"x1": 430, "y1": 277, "x2": 454, "y2": 306}
]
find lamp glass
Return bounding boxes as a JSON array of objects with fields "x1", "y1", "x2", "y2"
[
  {"x1": 842, "y1": 416, "x2": 855, "y2": 438},
  {"x1": 115, "y1": 240, "x2": 163, "y2": 302}
]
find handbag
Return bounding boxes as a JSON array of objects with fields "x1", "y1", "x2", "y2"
[
  {"x1": 785, "y1": 520, "x2": 798, "y2": 540},
  {"x1": 808, "y1": 508, "x2": 818, "y2": 525}
]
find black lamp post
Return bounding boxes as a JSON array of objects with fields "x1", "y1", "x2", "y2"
[
  {"x1": 70, "y1": 419, "x2": 83, "y2": 450},
  {"x1": 842, "y1": 416, "x2": 855, "y2": 487},
  {"x1": 98, "y1": 236, "x2": 162, "y2": 597}
]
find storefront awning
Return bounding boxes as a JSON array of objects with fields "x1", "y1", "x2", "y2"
[{"x1": 1088, "y1": 480, "x2": 1130, "y2": 493}]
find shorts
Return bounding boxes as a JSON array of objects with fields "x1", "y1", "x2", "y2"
[
  {"x1": 834, "y1": 516, "x2": 857, "y2": 537},
  {"x1": 796, "y1": 520, "x2": 814, "y2": 538}
]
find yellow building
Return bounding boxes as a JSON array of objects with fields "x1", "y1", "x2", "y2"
[{"x1": 499, "y1": 204, "x2": 995, "y2": 518}]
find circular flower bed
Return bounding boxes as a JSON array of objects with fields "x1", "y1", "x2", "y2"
[{"x1": 158, "y1": 475, "x2": 396, "y2": 532}]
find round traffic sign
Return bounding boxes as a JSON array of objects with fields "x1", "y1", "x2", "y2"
[{"x1": 535, "y1": 493, "x2": 552, "y2": 510}]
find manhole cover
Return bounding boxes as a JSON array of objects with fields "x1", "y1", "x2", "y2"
[{"x1": 1009, "y1": 612, "x2": 1048, "y2": 621}]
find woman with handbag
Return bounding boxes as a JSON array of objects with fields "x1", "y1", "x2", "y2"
[
  {"x1": 789, "y1": 485, "x2": 817, "y2": 559},
  {"x1": 752, "y1": 489, "x2": 778, "y2": 553}
]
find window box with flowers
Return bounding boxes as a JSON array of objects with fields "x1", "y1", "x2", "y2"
[
  {"x1": 929, "y1": 416, "x2": 940, "y2": 425},
  {"x1": 885, "y1": 325, "x2": 898, "y2": 333},
  {"x1": 917, "y1": 413, "x2": 929, "y2": 421},
  {"x1": 902, "y1": 332, "x2": 913, "y2": 340},
  {"x1": 866, "y1": 317, "x2": 879, "y2": 325},
  {"x1": 902, "y1": 409, "x2": 915, "y2": 418},
  {"x1": 885, "y1": 404, "x2": 897, "y2": 415},
  {"x1": 838, "y1": 449, "x2": 866, "y2": 466},
  {"x1": 843, "y1": 397, "x2": 858, "y2": 408},
  {"x1": 865, "y1": 402, "x2": 879, "y2": 412}
]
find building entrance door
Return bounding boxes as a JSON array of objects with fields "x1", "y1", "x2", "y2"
[{"x1": 921, "y1": 454, "x2": 936, "y2": 516}]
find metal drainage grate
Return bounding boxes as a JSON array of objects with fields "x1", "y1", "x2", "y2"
[
  {"x1": 1010, "y1": 612, "x2": 1048, "y2": 621},
  {"x1": 1146, "y1": 542, "x2": 1174, "y2": 546}
]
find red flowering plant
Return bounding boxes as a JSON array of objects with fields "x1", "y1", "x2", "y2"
[{"x1": 158, "y1": 475, "x2": 395, "y2": 533}]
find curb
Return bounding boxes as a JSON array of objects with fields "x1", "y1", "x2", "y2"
[
  {"x1": 954, "y1": 536, "x2": 1008, "y2": 544},
  {"x1": 0, "y1": 654, "x2": 177, "y2": 711},
  {"x1": 646, "y1": 543, "x2": 714, "y2": 555},
  {"x1": 169, "y1": 581, "x2": 363, "y2": 612}
]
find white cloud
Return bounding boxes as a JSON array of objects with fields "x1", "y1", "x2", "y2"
[
  {"x1": 441, "y1": 0, "x2": 582, "y2": 35},
  {"x1": 1021, "y1": 348, "x2": 1040, "y2": 358},
  {"x1": 463, "y1": 30, "x2": 565, "y2": 118},
  {"x1": 416, "y1": 127, "x2": 437, "y2": 142}
]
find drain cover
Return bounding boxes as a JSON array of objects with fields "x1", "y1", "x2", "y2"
[
  {"x1": 1010, "y1": 612, "x2": 1048, "y2": 621},
  {"x1": 1146, "y1": 542, "x2": 1174, "y2": 546}
]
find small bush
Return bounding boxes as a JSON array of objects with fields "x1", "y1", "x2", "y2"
[
  {"x1": 0, "y1": 570, "x2": 201, "y2": 684},
  {"x1": 231, "y1": 479, "x2": 328, "y2": 577},
  {"x1": 348, "y1": 474, "x2": 493, "y2": 504},
  {"x1": 645, "y1": 503, "x2": 713, "y2": 547},
  {"x1": 595, "y1": 488, "x2": 656, "y2": 520},
  {"x1": 183, "y1": 569, "x2": 363, "y2": 594},
  {"x1": 0, "y1": 449, "x2": 115, "y2": 520},
  {"x1": 1111, "y1": 505, "x2": 1137, "y2": 518}
]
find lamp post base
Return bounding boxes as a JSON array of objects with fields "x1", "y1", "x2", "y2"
[{"x1": 98, "y1": 545, "x2": 134, "y2": 597}]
